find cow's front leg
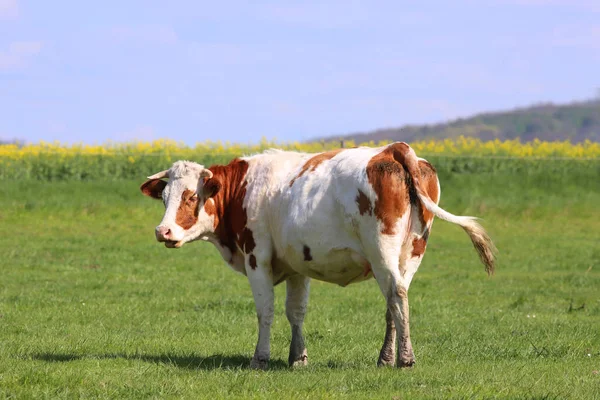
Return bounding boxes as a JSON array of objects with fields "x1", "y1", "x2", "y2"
[
  {"x1": 285, "y1": 275, "x2": 310, "y2": 367},
  {"x1": 245, "y1": 254, "x2": 274, "y2": 370}
]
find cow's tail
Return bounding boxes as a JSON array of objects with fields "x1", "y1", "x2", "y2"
[{"x1": 392, "y1": 142, "x2": 497, "y2": 275}]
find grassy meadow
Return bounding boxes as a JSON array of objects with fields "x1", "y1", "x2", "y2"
[{"x1": 0, "y1": 142, "x2": 599, "y2": 398}]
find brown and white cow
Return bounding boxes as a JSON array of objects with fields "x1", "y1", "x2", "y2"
[{"x1": 140, "y1": 142, "x2": 496, "y2": 369}]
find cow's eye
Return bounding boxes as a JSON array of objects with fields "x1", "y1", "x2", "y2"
[{"x1": 189, "y1": 194, "x2": 199, "y2": 202}]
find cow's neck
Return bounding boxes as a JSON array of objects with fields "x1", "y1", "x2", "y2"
[{"x1": 208, "y1": 158, "x2": 250, "y2": 255}]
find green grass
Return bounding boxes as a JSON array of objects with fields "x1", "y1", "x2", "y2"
[{"x1": 1, "y1": 172, "x2": 599, "y2": 399}]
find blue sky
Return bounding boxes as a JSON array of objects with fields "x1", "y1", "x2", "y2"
[{"x1": 1, "y1": 0, "x2": 599, "y2": 145}]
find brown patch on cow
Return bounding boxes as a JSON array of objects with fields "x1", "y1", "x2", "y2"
[
  {"x1": 176, "y1": 189, "x2": 200, "y2": 229},
  {"x1": 411, "y1": 228, "x2": 430, "y2": 258},
  {"x1": 367, "y1": 143, "x2": 441, "y2": 235},
  {"x1": 202, "y1": 159, "x2": 252, "y2": 256},
  {"x1": 249, "y1": 254, "x2": 257, "y2": 269},
  {"x1": 356, "y1": 189, "x2": 373, "y2": 216},
  {"x1": 390, "y1": 144, "x2": 439, "y2": 228},
  {"x1": 140, "y1": 179, "x2": 167, "y2": 199},
  {"x1": 289, "y1": 149, "x2": 345, "y2": 187},
  {"x1": 303, "y1": 245, "x2": 313, "y2": 261},
  {"x1": 239, "y1": 227, "x2": 256, "y2": 254},
  {"x1": 366, "y1": 146, "x2": 410, "y2": 234},
  {"x1": 416, "y1": 160, "x2": 439, "y2": 226}
]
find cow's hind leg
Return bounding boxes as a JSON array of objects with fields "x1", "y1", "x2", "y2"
[
  {"x1": 390, "y1": 283, "x2": 415, "y2": 367},
  {"x1": 285, "y1": 275, "x2": 310, "y2": 367},
  {"x1": 377, "y1": 308, "x2": 396, "y2": 366},
  {"x1": 371, "y1": 262, "x2": 415, "y2": 368}
]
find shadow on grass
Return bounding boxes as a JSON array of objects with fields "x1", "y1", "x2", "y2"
[{"x1": 29, "y1": 352, "x2": 289, "y2": 370}]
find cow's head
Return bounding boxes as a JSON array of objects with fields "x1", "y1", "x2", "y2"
[{"x1": 140, "y1": 161, "x2": 221, "y2": 248}]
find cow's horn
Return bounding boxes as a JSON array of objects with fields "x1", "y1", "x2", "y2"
[{"x1": 147, "y1": 170, "x2": 169, "y2": 180}]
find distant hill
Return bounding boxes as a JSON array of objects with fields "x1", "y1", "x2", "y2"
[
  {"x1": 0, "y1": 139, "x2": 24, "y2": 146},
  {"x1": 331, "y1": 99, "x2": 600, "y2": 143}
]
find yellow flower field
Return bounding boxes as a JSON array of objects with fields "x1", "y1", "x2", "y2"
[
  {"x1": 1, "y1": 137, "x2": 598, "y2": 180},
  {"x1": 1, "y1": 136, "x2": 599, "y2": 160}
]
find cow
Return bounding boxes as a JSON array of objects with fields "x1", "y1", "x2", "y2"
[{"x1": 140, "y1": 142, "x2": 496, "y2": 369}]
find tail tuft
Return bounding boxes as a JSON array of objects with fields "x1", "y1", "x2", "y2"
[{"x1": 460, "y1": 219, "x2": 497, "y2": 275}]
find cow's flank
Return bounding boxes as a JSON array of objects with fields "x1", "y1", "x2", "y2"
[{"x1": 289, "y1": 149, "x2": 345, "y2": 187}]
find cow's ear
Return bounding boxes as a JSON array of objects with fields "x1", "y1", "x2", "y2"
[
  {"x1": 140, "y1": 179, "x2": 167, "y2": 199},
  {"x1": 203, "y1": 177, "x2": 222, "y2": 198}
]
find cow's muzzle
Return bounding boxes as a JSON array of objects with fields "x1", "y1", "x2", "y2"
[{"x1": 155, "y1": 226, "x2": 183, "y2": 248}]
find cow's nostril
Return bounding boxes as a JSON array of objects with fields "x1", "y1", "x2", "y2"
[{"x1": 156, "y1": 227, "x2": 172, "y2": 240}]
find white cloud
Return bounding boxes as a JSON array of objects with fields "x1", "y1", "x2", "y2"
[
  {"x1": 0, "y1": 41, "x2": 43, "y2": 70},
  {"x1": 0, "y1": 0, "x2": 18, "y2": 19}
]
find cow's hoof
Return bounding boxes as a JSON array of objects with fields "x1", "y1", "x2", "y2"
[
  {"x1": 289, "y1": 354, "x2": 308, "y2": 368},
  {"x1": 398, "y1": 358, "x2": 415, "y2": 368},
  {"x1": 378, "y1": 345, "x2": 396, "y2": 367},
  {"x1": 377, "y1": 357, "x2": 395, "y2": 367},
  {"x1": 250, "y1": 357, "x2": 269, "y2": 370}
]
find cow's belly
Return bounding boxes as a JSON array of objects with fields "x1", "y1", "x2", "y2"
[{"x1": 281, "y1": 248, "x2": 373, "y2": 287}]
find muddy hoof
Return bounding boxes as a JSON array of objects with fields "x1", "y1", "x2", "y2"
[
  {"x1": 250, "y1": 356, "x2": 269, "y2": 370},
  {"x1": 289, "y1": 354, "x2": 308, "y2": 368},
  {"x1": 398, "y1": 358, "x2": 415, "y2": 368},
  {"x1": 377, "y1": 357, "x2": 396, "y2": 367}
]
